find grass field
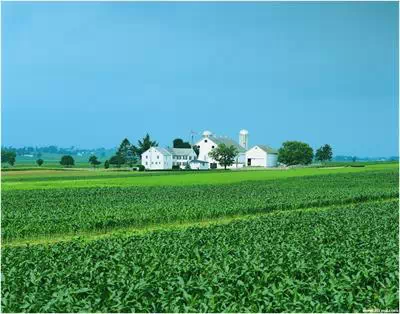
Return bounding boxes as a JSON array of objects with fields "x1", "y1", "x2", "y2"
[{"x1": 1, "y1": 162, "x2": 399, "y2": 312}]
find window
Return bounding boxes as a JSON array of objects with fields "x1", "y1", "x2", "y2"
[
  {"x1": 151, "y1": 162, "x2": 153, "y2": 164},
  {"x1": 204, "y1": 139, "x2": 208, "y2": 143},
  {"x1": 211, "y1": 145, "x2": 215, "y2": 149},
  {"x1": 145, "y1": 162, "x2": 148, "y2": 165},
  {"x1": 146, "y1": 155, "x2": 148, "y2": 159},
  {"x1": 157, "y1": 155, "x2": 159, "y2": 159}
]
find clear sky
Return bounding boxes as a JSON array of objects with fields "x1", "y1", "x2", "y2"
[{"x1": 2, "y1": 2, "x2": 398, "y2": 156}]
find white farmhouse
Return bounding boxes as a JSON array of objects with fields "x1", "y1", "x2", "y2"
[
  {"x1": 194, "y1": 130, "x2": 247, "y2": 169},
  {"x1": 245, "y1": 145, "x2": 278, "y2": 167},
  {"x1": 142, "y1": 147, "x2": 197, "y2": 170}
]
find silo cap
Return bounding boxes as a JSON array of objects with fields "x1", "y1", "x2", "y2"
[{"x1": 239, "y1": 129, "x2": 249, "y2": 135}]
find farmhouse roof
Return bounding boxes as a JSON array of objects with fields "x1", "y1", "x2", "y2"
[
  {"x1": 165, "y1": 148, "x2": 195, "y2": 156},
  {"x1": 154, "y1": 147, "x2": 172, "y2": 156},
  {"x1": 256, "y1": 145, "x2": 278, "y2": 154}
]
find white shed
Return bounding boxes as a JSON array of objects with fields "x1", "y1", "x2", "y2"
[
  {"x1": 189, "y1": 159, "x2": 209, "y2": 170},
  {"x1": 245, "y1": 145, "x2": 278, "y2": 167}
]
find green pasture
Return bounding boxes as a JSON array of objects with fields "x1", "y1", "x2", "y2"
[{"x1": 2, "y1": 162, "x2": 398, "y2": 191}]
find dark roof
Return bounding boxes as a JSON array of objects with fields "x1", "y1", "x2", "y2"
[{"x1": 190, "y1": 159, "x2": 209, "y2": 164}]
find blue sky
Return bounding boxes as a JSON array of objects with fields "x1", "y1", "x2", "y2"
[{"x1": 2, "y1": 2, "x2": 398, "y2": 156}]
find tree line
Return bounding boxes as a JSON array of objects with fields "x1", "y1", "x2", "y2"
[{"x1": 1, "y1": 137, "x2": 334, "y2": 169}]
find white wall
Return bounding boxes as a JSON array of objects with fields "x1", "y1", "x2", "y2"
[
  {"x1": 142, "y1": 148, "x2": 172, "y2": 170},
  {"x1": 190, "y1": 162, "x2": 208, "y2": 170},
  {"x1": 266, "y1": 153, "x2": 278, "y2": 167},
  {"x1": 245, "y1": 146, "x2": 267, "y2": 167},
  {"x1": 172, "y1": 151, "x2": 197, "y2": 169},
  {"x1": 196, "y1": 138, "x2": 245, "y2": 169}
]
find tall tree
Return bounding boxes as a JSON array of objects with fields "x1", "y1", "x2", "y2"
[
  {"x1": 315, "y1": 144, "x2": 333, "y2": 162},
  {"x1": 134, "y1": 133, "x2": 158, "y2": 158},
  {"x1": 36, "y1": 159, "x2": 44, "y2": 167},
  {"x1": 89, "y1": 155, "x2": 101, "y2": 168},
  {"x1": 209, "y1": 144, "x2": 238, "y2": 170},
  {"x1": 60, "y1": 155, "x2": 75, "y2": 167},
  {"x1": 278, "y1": 141, "x2": 314, "y2": 166}
]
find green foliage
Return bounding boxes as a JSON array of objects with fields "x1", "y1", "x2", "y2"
[
  {"x1": 36, "y1": 159, "x2": 44, "y2": 167},
  {"x1": 117, "y1": 138, "x2": 137, "y2": 166},
  {"x1": 1, "y1": 150, "x2": 16, "y2": 166},
  {"x1": 133, "y1": 133, "x2": 158, "y2": 158},
  {"x1": 59, "y1": 155, "x2": 74, "y2": 167},
  {"x1": 104, "y1": 160, "x2": 110, "y2": 169},
  {"x1": 193, "y1": 145, "x2": 200, "y2": 157},
  {"x1": 173, "y1": 138, "x2": 191, "y2": 148},
  {"x1": 2, "y1": 170, "x2": 397, "y2": 241},
  {"x1": 209, "y1": 144, "x2": 238, "y2": 169},
  {"x1": 2, "y1": 200, "x2": 398, "y2": 312},
  {"x1": 109, "y1": 155, "x2": 124, "y2": 168},
  {"x1": 278, "y1": 141, "x2": 314, "y2": 166},
  {"x1": 137, "y1": 165, "x2": 145, "y2": 172},
  {"x1": 88, "y1": 155, "x2": 101, "y2": 168},
  {"x1": 315, "y1": 144, "x2": 333, "y2": 162}
]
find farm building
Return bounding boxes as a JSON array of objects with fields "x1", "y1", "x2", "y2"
[
  {"x1": 194, "y1": 130, "x2": 248, "y2": 169},
  {"x1": 142, "y1": 147, "x2": 196, "y2": 170},
  {"x1": 189, "y1": 159, "x2": 209, "y2": 170},
  {"x1": 245, "y1": 145, "x2": 278, "y2": 167}
]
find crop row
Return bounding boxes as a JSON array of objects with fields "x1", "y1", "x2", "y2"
[
  {"x1": 2, "y1": 200, "x2": 398, "y2": 312},
  {"x1": 2, "y1": 170, "x2": 398, "y2": 240}
]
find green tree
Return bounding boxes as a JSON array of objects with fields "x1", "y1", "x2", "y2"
[
  {"x1": 133, "y1": 133, "x2": 158, "y2": 158},
  {"x1": 209, "y1": 144, "x2": 238, "y2": 170},
  {"x1": 315, "y1": 144, "x2": 333, "y2": 162},
  {"x1": 278, "y1": 141, "x2": 314, "y2": 166},
  {"x1": 1, "y1": 150, "x2": 16, "y2": 166},
  {"x1": 352, "y1": 156, "x2": 357, "y2": 162},
  {"x1": 36, "y1": 159, "x2": 44, "y2": 167},
  {"x1": 104, "y1": 160, "x2": 110, "y2": 169},
  {"x1": 173, "y1": 138, "x2": 191, "y2": 148},
  {"x1": 89, "y1": 155, "x2": 101, "y2": 168},
  {"x1": 60, "y1": 155, "x2": 75, "y2": 167},
  {"x1": 193, "y1": 145, "x2": 200, "y2": 157},
  {"x1": 109, "y1": 155, "x2": 124, "y2": 168}
]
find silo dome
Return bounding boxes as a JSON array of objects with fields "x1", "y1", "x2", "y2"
[{"x1": 202, "y1": 130, "x2": 212, "y2": 137}]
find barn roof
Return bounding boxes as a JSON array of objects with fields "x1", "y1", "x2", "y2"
[
  {"x1": 208, "y1": 136, "x2": 246, "y2": 153},
  {"x1": 256, "y1": 145, "x2": 278, "y2": 154}
]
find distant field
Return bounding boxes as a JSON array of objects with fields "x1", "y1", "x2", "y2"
[{"x1": 2, "y1": 162, "x2": 397, "y2": 191}]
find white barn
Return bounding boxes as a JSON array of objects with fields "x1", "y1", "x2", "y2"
[
  {"x1": 245, "y1": 145, "x2": 278, "y2": 167},
  {"x1": 142, "y1": 147, "x2": 197, "y2": 170},
  {"x1": 194, "y1": 130, "x2": 247, "y2": 169}
]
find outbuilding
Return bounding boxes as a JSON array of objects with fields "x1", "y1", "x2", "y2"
[
  {"x1": 189, "y1": 159, "x2": 209, "y2": 170},
  {"x1": 245, "y1": 145, "x2": 278, "y2": 167}
]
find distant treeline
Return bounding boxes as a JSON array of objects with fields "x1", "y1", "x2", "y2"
[
  {"x1": 1, "y1": 145, "x2": 116, "y2": 158},
  {"x1": 334, "y1": 155, "x2": 399, "y2": 162}
]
